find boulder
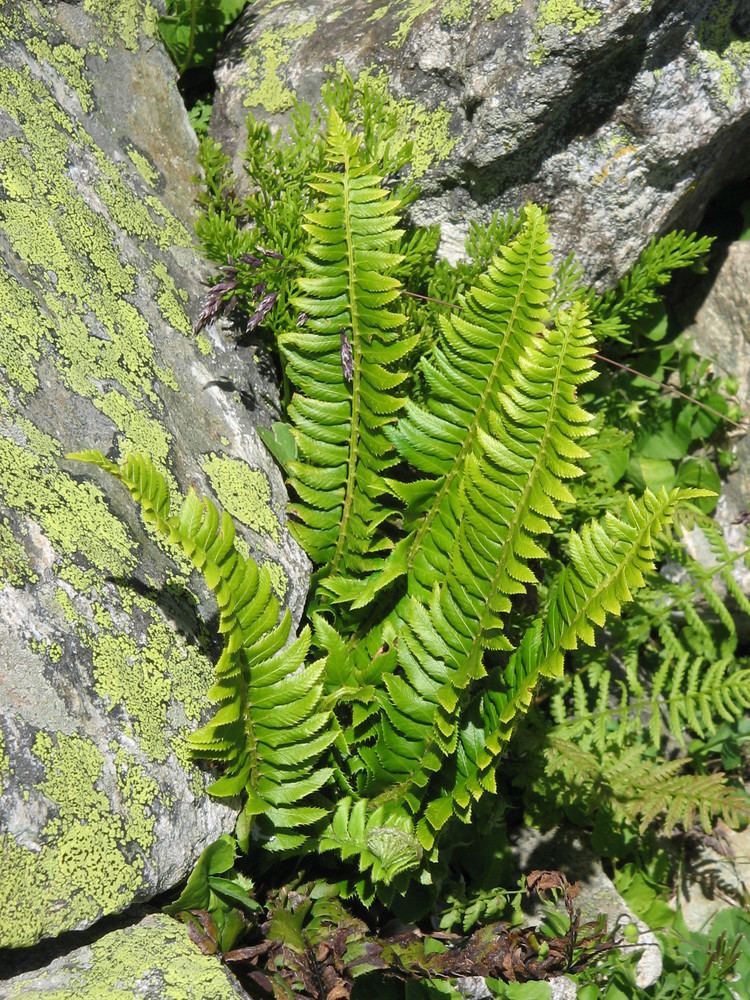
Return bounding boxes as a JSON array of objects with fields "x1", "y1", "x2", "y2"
[
  {"x1": 0, "y1": 1, "x2": 309, "y2": 950},
  {"x1": 0, "y1": 914, "x2": 248, "y2": 999},
  {"x1": 210, "y1": 0, "x2": 750, "y2": 284},
  {"x1": 675, "y1": 239, "x2": 750, "y2": 594}
]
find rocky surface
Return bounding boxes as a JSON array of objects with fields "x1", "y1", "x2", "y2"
[
  {"x1": 676, "y1": 239, "x2": 750, "y2": 594},
  {"x1": 675, "y1": 824, "x2": 750, "y2": 933},
  {"x1": 0, "y1": 914, "x2": 248, "y2": 998},
  {"x1": 0, "y1": 1, "x2": 309, "y2": 950},
  {"x1": 513, "y1": 828, "x2": 663, "y2": 990},
  {"x1": 211, "y1": 0, "x2": 750, "y2": 285}
]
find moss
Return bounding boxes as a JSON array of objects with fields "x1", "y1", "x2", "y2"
[
  {"x1": 1, "y1": 914, "x2": 244, "y2": 999},
  {"x1": 241, "y1": 20, "x2": 317, "y2": 113},
  {"x1": 354, "y1": 68, "x2": 457, "y2": 177},
  {"x1": 0, "y1": 732, "x2": 159, "y2": 949},
  {"x1": 531, "y1": 0, "x2": 602, "y2": 63},
  {"x1": 127, "y1": 145, "x2": 160, "y2": 188},
  {"x1": 696, "y1": 0, "x2": 750, "y2": 107},
  {"x1": 201, "y1": 453, "x2": 279, "y2": 540},
  {"x1": 82, "y1": 0, "x2": 159, "y2": 52}
]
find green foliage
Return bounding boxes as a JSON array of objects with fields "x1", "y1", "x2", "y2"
[
  {"x1": 158, "y1": 0, "x2": 249, "y2": 78},
  {"x1": 164, "y1": 834, "x2": 259, "y2": 953}
]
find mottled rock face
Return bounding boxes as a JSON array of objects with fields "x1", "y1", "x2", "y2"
[
  {"x1": 0, "y1": 913, "x2": 248, "y2": 998},
  {"x1": 211, "y1": 0, "x2": 750, "y2": 285},
  {"x1": 0, "y1": 1, "x2": 309, "y2": 949}
]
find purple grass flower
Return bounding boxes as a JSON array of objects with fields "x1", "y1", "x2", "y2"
[
  {"x1": 247, "y1": 291, "x2": 279, "y2": 332},
  {"x1": 340, "y1": 331, "x2": 354, "y2": 383}
]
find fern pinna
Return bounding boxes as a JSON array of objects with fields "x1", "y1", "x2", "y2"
[{"x1": 72, "y1": 112, "x2": 708, "y2": 898}]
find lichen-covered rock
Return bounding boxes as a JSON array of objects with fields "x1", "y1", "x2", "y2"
[
  {"x1": 211, "y1": 0, "x2": 750, "y2": 284},
  {"x1": 0, "y1": 914, "x2": 248, "y2": 998},
  {"x1": 0, "y1": 1, "x2": 309, "y2": 949}
]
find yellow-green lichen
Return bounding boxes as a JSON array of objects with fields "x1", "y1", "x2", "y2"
[
  {"x1": 0, "y1": 728, "x2": 7, "y2": 798},
  {"x1": 354, "y1": 67, "x2": 457, "y2": 177},
  {"x1": 127, "y1": 145, "x2": 160, "y2": 188},
  {"x1": 531, "y1": 0, "x2": 602, "y2": 63},
  {"x1": 202, "y1": 453, "x2": 279, "y2": 540},
  {"x1": 92, "y1": 608, "x2": 214, "y2": 764},
  {"x1": 0, "y1": 436, "x2": 136, "y2": 577},
  {"x1": 25, "y1": 37, "x2": 94, "y2": 112},
  {"x1": 696, "y1": 0, "x2": 750, "y2": 107},
  {"x1": 367, "y1": 4, "x2": 390, "y2": 21},
  {"x1": 153, "y1": 260, "x2": 193, "y2": 335},
  {"x1": 0, "y1": 518, "x2": 37, "y2": 588},
  {"x1": 1, "y1": 914, "x2": 245, "y2": 999},
  {"x1": 265, "y1": 560, "x2": 288, "y2": 600},
  {"x1": 488, "y1": 0, "x2": 521, "y2": 17},
  {"x1": 241, "y1": 20, "x2": 317, "y2": 113},
  {"x1": 390, "y1": 0, "x2": 433, "y2": 46},
  {"x1": 196, "y1": 333, "x2": 212, "y2": 356},
  {"x1": 441, "y1": 0, "x2": 473, "y2": 24},
  {"x1": 82, "y1": 0, "x2": 158, "y2": 52},
  {"x1": 0, "y1": 731, "x2": 159, "y2": 949}
]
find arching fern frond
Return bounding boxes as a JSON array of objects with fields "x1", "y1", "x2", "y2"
[
  {"x1": 69, "y1": 451, "x2": 336, "y2": 851},
  {"x1": 281, "y1": 109, "x2": 415, "y2": 583}
]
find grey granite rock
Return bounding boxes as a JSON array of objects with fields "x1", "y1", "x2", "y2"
[
  {"x1": 675, "y1": 240, "x2": 750, "y2": 594},
  {"x1": 513, "y1": 827, "x2": 663, "y2": 990},
  {"x1": 0, "y1": 914, "x2": 249, "y2": 998},
  {"x1": 0, "y1": 1, "x2": 309, "y2": 949},
  {"x1": 210, "y1": 0, "x2": 750, "y2": 286}
]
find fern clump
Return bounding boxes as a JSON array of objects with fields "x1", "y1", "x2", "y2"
[{"x1": 71, "y1": 101, "x2": 728, "y2": 903}]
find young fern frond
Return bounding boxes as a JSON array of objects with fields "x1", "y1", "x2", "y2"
[
  {"x1": 281, "y1": 108, "x2": 415, "y2": 582},
  {"x1": 68, "y1": 451, "x2": 336, "y2": 851}
]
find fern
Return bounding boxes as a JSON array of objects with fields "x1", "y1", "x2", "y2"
[
  {"x1": 281, "y1": 109, "x2": 414, "y2": 580},
  {"x1": 68, "y1": 451, "x2": 336, "y2": 852}
]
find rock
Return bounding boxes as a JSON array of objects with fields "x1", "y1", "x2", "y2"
[
  {"x1": 513, "y1": 827, "x2": 663, "y2": 990},
  {"x1": 676, "y1": 824, "x2": 750, "y2": 933},
  {"x1": 0, "y1": 914, "x2": 248, "y2": 998},
  {"x1": 210, "y1": 0, "x2": 750, "y2": 285},
  {"x1": 675, "y1": 239, "x2": 750, "y2": 594},
  {"x1": 0, "y1": 2, "x2": 309, "y2": 949},
  {"x1": 456, "y1": 975, "x2": 577, "y2": 998}
]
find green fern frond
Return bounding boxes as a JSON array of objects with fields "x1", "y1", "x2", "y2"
[
  {"x1": 68, "y1": 451, "x2": 336, "y2": 849},
  {"x1": 389, "y1": 203, "x2": 556, "y2": 602},
  {"x1": 543, "y1": 737, "x2": 750, "y2": 835},
  {"x1": 318, "y1": 797, "x2": 422, "y2": 890},
  {"x1": 281, "y1": 109, "x2": 415, "y2": 581}
]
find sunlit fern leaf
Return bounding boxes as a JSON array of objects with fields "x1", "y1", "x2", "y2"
[
  {"x1": 281, "y1": 109, "x2": 416, "y2": 581},
  {"x1": 388, "y1": 203, "x2": 555, "y2": 603},
  {"x1": 318, "y1": 797, "x2": 422, "y2": 888},
  {"x1": 68, "y1": 451, "x2": 336, "y2": 849},
  {"x1": 423, "y1": 488, "x2": 705, "y2": 849}
]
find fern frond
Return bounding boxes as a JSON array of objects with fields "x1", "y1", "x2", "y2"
[
  {"x1": 281, "y1": 109, "x2": 415, "y2": 581},
  {"x1": 69, "y1": 451, "x2": 336, "y2": 850},
  {"x1": 318, "y1": 797, "x2": 422, "y2": 891},
  {"x1": 389, "y1": 203, "x2": 556, "y2": 602}
]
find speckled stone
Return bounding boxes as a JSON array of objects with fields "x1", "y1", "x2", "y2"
[
  {"x1": 0, "y1": 914, "x2": 249, "y2": 999},
  {"x1": 211, "y1": 0, "x2": 750, "y2": 286},
  {"x1": 0, "y1": 0, "x2": 309, "y2": 950}
]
